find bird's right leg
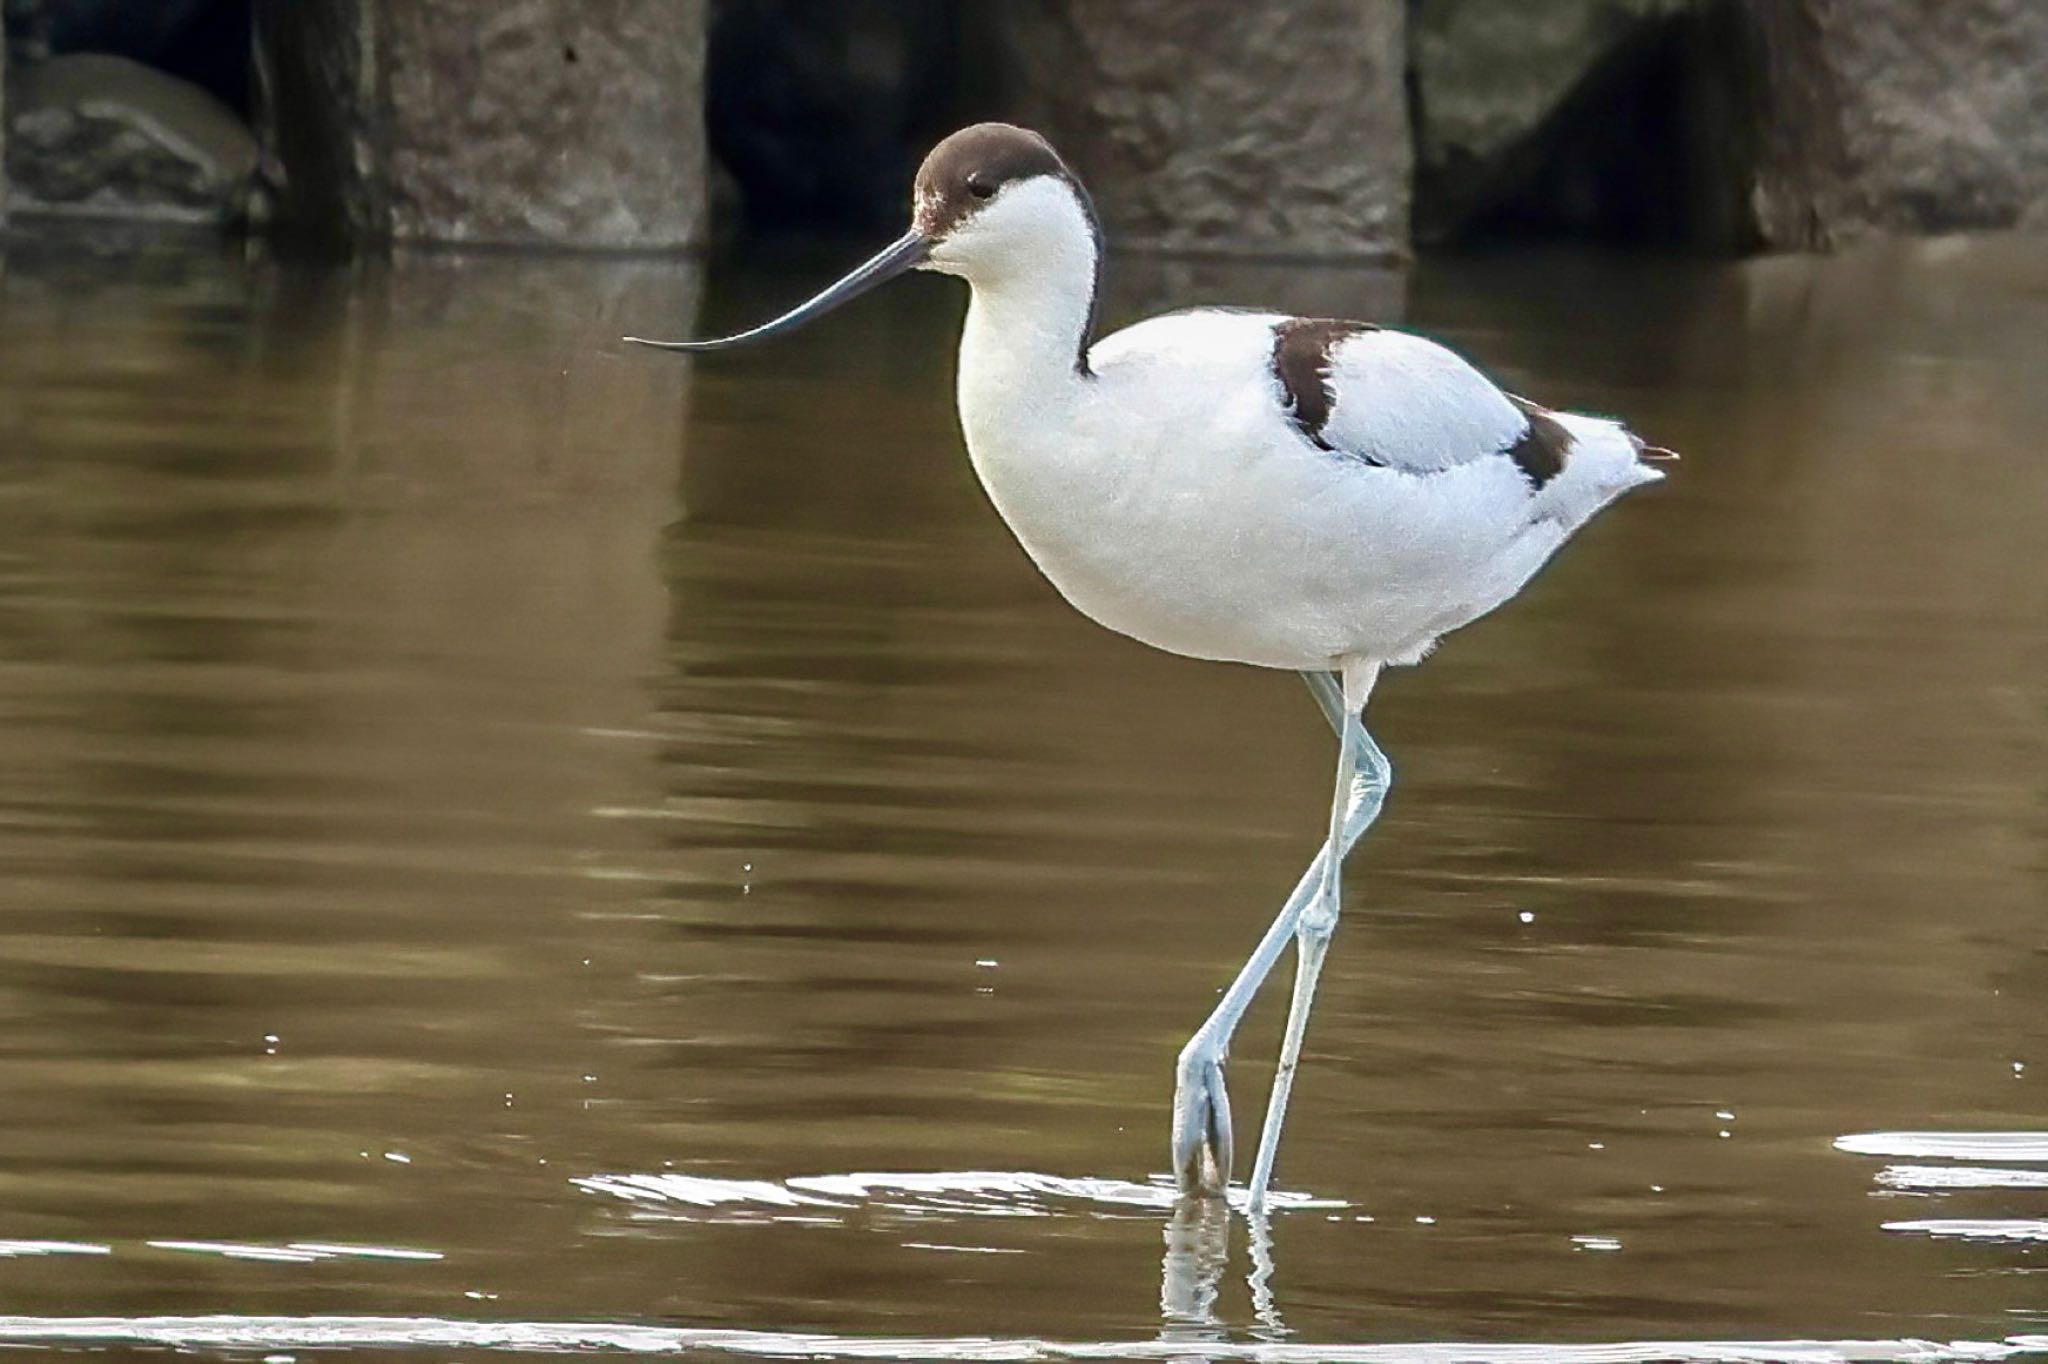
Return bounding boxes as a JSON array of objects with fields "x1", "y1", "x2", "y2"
[{"x1": 1170, "y1": 669, "x2": 1392, "y2": 1197}]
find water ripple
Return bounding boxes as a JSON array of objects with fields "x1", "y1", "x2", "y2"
[
  {"x1": 1880, "y1": 1220, "x2": 2048, "y2": 1245},
  {"x1": 0, "y1": 1241, "x2": 109, "y2": 1259},
  {"x1": 1875, "y1": 1165, "x2": 2048, "y2": 1191},
  {"x1": 571, "y1": 1169, "x2": 1345, "y2": 1221},
  {"x1": 1835, "y1": 1134, "x2": 2048, "y2": 1162},
  {"x1": 146, "y1": 1241, "x2": 445, "y2": 1264},
  {"x1": 0, "y1": 1317, "x2": 2038, "y2": 1362}
]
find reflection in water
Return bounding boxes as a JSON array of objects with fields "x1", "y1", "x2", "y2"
[
  {"x1": 1160, "y1": 1197, "x2": 1231, "y2": 1338},
  {"x1": 0, "y1": 230, "x2": 2043, "y2": 1348}
]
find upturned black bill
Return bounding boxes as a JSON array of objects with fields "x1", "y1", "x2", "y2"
[{"x1": 625, "y1": 230, "x2": 931, "y2": 352}]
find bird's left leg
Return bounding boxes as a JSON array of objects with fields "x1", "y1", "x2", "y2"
[
  {"x1": 1171, "y1": 667, "x2": 1390, "y2": 1197},
  {"x1": 1246, "y1": 658, "x2": 1383, "y2": 1211}
]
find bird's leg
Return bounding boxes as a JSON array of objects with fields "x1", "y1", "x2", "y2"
[
  {"x1": 1170, "y1": 667, "x2": 1391, "y2": 1198},
  {"x1": 1246, "y1": 659, "x2": 1384, "y2": 1211}
]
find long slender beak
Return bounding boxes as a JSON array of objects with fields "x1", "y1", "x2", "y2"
[{"x1": 625, "y1": 229, "x2": 931, "y2": 352}]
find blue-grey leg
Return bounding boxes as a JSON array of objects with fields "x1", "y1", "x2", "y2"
[
  {"x1": 1246, "y1": 660, "x2": 1382, "y2": 1210},
  {"x1": 1170, "y1": 666, "x2": 1393, "y2": 1198}
]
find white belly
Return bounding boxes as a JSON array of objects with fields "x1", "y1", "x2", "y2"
[{"x1": 962, "y1": 419, "x2": 1559, "y2": 671}]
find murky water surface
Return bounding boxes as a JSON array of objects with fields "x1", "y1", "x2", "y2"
[{"x1": 0, "y1": 230, "x2": 2042, "y2": 1360}]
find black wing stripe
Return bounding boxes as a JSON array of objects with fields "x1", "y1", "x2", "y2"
[
  {"x1": 1272, "y1": 317, "x2": 1377, "y2": 454},
  {"x1": 1504, "y1": 395, "x2": 1572, "y2": 488}
]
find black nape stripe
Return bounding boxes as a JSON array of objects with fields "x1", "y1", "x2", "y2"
[
  {"x1": 1272, "y1": 317, "x2": 1375, "y2": 451},
  {"x1": 1068, "y1": 176, "x2": 1105, "y2": 379},
  {"x1": 1504, "y1": 396, "x2": 1573, "y2": 488}
]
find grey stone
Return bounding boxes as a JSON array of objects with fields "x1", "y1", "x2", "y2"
[
  {"x1": 1744, "y1": 0, "x2": 2048, "y2": 248},
  {"x1": 1408, "y1": 0, "x2": 1698, "y2": 240},
  {"x1": 991, "y1": 0, "x2": 1408, "y2": 260},
  {"x1": 4, "y1": 53, "x2": 257, "y2": 223},
  {"x1": 254, "y1": 0, "x2": 708, "y2": 250},
  {"x1": 1413, "y1": 0, "x2": 1689, "y2": 176}
]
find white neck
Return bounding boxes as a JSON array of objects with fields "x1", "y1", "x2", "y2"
[{"x1": 948, "y1": 179, "x2": 1100, "y2": 451}]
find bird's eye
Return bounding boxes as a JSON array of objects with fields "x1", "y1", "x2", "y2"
[{"x1": 966, "y1": 176, "x2": 995, "y2": 200}]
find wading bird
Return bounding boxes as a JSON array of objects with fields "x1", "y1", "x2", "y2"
[{"x1": 630, "y1": 123, "x2": 1669, "y2": 1212}]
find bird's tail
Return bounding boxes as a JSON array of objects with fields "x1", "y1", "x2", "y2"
[{"x1": 1537, "y1": 412, "x2": 1669, "y2": 527}]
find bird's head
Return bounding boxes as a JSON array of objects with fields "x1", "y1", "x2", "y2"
[{"x1": 627, "y1": 123, "x2": 1097, "y2": 353}]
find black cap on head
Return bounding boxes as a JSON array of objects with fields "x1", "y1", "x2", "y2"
[{"x1": 913, "y1": 123, "x2": 1075, "y2": 239}]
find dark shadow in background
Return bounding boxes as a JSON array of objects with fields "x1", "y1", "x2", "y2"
[{"x1": 6, "y1": 0, "x2": 252, "y2": 111}]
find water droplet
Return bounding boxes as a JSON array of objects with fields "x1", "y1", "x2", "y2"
[
  {"x1": 1715, "y1": 1109, "x2": 1736, "y2": 1121},
  {"x1": 1718, "y1": 1129, "x2": 1732, "y2": 1139},
  {"x1": 975, "y1": 959, "x2": 999, "y2": 969},
  {"x1": 1588, "y1": 1142, "x2": 1605, "y2": 1150},
  {"x1": 1414, "y1": 1215, "x2": 1435, "y2": 1225},
  {"x1": 1517, "y1": 911, "x2": 1535, "y2": 924},
  {"x1": 383, "y1": 1152, "x2": 411, "y2": 1164}
]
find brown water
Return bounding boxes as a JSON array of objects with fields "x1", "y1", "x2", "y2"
[{"x1": 0, "y1": 227, "x2": 2042, "y2": 1361}]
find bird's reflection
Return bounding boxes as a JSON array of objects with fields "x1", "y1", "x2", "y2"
[
  {"x1": 1159, "y1": 1199, "x2": 1290, "y2": 1342},
  {"x1": 1245, "y1": 1210, "x2": 1285, "y2": 1337}
]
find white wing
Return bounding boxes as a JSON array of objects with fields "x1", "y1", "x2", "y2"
[{"x1": 1316, "y1": 329, "x2": 1528, "y2": 474}]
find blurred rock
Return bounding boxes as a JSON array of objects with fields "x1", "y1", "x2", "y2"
[
  {"x1": 3, "y1": 0, "x2": 46, "y2": 61},
  {"x1": 1409, "y1": 0, "x2": 1698, "y2": 240},
  {"x1": 992, "y1": 0, "x2": 1408, "y2": 260},
  {"x1": 707, "y1": 0, "x2": 960, "y2": 232},
  {"x1": 1745, "y1": 0, "x2": 2048, "y2": 247},
  {"x1": 4, "y1": 53, "x2": 257, "y2": 223},
  {"x1": 254, "y1": 0, "x2": 708, "y2": 249}
]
